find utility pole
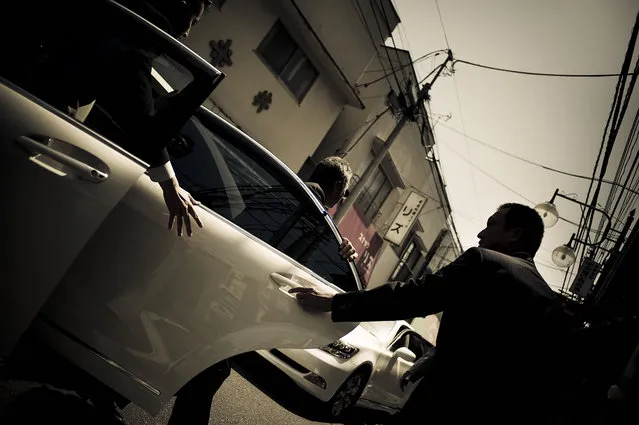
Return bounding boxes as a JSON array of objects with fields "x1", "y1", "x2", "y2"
[{"x1": 334, "y1": 51, "x2": 453, "y2": 225}]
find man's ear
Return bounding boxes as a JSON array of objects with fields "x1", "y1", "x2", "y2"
[{"x1": 510, "y1": 227, "x2": 524, "y2": 242}]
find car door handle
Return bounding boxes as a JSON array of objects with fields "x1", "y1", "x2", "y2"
[
  {"x1": 16, "y1": 136, "x2": 109, "y2": 183},
  {"x1": 270, "y1": 272, "x2": 306, "y2": 298}
]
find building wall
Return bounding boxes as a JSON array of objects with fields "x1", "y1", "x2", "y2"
[
  {"x1": 294, "y1": 0, "x2": 377, "y2": 85},
  {"x1": 185, "y1": 0, "x2": 345, "y2": 172},
  {"x1": 322, "y1": 46, "x2": 459, "y2": 291}
]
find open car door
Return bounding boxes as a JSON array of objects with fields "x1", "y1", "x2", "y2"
[{"x1": 38, "y1": 108, "x2": 360, "y2": 412}]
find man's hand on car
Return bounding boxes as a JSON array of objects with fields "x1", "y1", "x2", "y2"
[
  {"x1": 339, "y1": 238, "x2": 358, "y2": 262},
  {"x1": 159, "y1": 177, "x2": 203, "y2": 237},
  {"x1": 289, "y1": 287, "x2": 334, "y2": 313}
]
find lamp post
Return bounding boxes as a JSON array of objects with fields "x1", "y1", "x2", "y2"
[{"x1": 535, "y1": 188, "x2": 613, "y2": 268}]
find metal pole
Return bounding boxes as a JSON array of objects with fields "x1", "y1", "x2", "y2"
[{"x1": 334, "y1": 52, "x2": 452, "y2": 225}]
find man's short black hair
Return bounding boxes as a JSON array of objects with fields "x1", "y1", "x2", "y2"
[
  {"x1": 498, "y1": 203, "x2": 545, "y2": 256},
  {"x1": 308, "y1": 156, "x2": 353, "y2": 194}
]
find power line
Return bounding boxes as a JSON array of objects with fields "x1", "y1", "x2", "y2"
[
  {"x1": 361, "y1": 50, "x2": 447, "y2": 75},
  {"x1": 379, "y1": 0, "x2": 412, "y2": 88},
  {"x1": 343, "y1": 107, "x2": 391, "y2": 155},
  {"x1": 350, "y1": 0, "x2": 396, "y2": 91},
  {"x1": 369, "y1": 0, "x2": 403, "y2": 92},
  {"x1": 568, "y1": 9, "x2": 639, "y2": 292},
  {"x1": 438, "y1": 122, "x2": 639, "y2": 197},
  {"x1": 453, "y1": 58, "x2": 638, "y2": 78},
  {"x1": 357, "y1": 51, "x2": 448, "y2": 87},
  {"x1": 579, "y1": 11, "x2": 639, "y2": 268},
  {"x1": 434, "y1": 0, "x2": 451, "y2": 50},
  {"x1": 437, "y1": 136, "x2": 535, "y2": 205}
]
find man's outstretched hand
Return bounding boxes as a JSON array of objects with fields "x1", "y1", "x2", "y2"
[{"x1": 289, "y1": 287, "x2": 334, "y2": 313}]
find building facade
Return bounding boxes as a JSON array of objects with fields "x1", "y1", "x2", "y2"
[{"x1": 184, "y1": 0, "x2": 398, "y2": 172}]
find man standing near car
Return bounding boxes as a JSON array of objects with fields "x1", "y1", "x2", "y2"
[
  {"x1": 35, "y1": 0, "x2": 214, "y2": 237},
  {"x1": 291, "y1": 203, "x2": 564, "y2": 424},
  {"x1": 305, "y1": 156, "x2": 358, "y2": 261}
]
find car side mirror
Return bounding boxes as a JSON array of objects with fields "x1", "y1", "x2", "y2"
[{"x1": 395, "y1": 347, "x2": 416, "y2": 363}]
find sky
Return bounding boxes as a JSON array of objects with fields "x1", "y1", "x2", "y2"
[{"x1": 389, "y1": 0, "x2": 639, "y2": 291}]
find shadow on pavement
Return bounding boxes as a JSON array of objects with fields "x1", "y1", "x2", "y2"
[{"x1": 231, "y1": 352, "x2": 392, "y2": 425}]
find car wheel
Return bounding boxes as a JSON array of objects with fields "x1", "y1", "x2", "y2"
[{"x1": 328, "y1": 369, "x2": 368, "y2": 418}]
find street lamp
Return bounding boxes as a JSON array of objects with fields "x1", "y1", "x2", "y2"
[
  {"x1": 535, "y1": 189, "x2": 613, "y2": 268},
  {"x1": 551, "y1": 234, "x2": 577, "y2": 268}
]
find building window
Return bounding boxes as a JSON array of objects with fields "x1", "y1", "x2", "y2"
[
  {"x1": 355, "y1": 166, "x2": 393, "y2": 224},
  {"x1": 390, "y1": 236, "x2": 423, "y2": 281},
  {"x1": 257, "y1": 20, "x2": 318, "y2": 102}
]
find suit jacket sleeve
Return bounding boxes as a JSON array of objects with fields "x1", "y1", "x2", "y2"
[
  {"x1": 408, "y1": 348, "x2": 436, "y2": 379},
  {"x1": 96, "y1": 45, "x2": 215, "y2": 168},
  {"x1": 331, "y1": 247, "x2": 482, "y2": 322}
]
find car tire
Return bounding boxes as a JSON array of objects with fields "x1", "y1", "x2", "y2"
[{"x1": 327, "y1": 368, "x2": 369, "y2": 418}]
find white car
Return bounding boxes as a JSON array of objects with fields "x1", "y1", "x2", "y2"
[
  {"x1": 0, "y1": 0, "x2": 359, "y2": 416},
  {"x1": 257, "y1": 320, "x2": 434, "y2": 418}
]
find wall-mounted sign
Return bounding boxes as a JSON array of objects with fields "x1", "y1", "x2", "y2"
[
  {"x1": 570, "y1": 258, "x2": 602, "y2": 298},
  {"x1": 383, "y1": 190, "x2": 427, "y2": 246},
  {"x1": 328, "y1": 206, "x2": 382, "y2": 287}
]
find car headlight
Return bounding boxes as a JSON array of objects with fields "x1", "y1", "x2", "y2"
[{"x1": 320, "y1": 340, "x2": 359, "y2": 359}]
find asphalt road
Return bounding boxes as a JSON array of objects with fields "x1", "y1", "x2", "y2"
[
  {"x1": 1, "y1": 351, "x2": 388, "y2": 425},
  {"x1": 123, "y1": 353, "x2": 387, "y2": 425}
]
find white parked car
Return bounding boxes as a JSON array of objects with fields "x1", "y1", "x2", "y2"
[
  {"x1": 257, "y1": 320, "x2": 434, "y2": 418},
  {"x1": 0, "y1": 0, "x2": 360, "y2": 416}
]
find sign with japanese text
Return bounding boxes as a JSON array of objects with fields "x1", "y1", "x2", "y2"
[
  {"x1": 383, "y1": 190, "x2": 427, "y2": 245},
  {"x1": 570, "y1": 258, "x2": 602, "y2": 298}
]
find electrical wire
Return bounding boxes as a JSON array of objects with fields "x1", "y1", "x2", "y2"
[
  {"x1": 566, "y1": 10, "x2": 639, "y2": 292},
  {"x1": 453, "y1": 58, "x2": 637, "y2": 78},
  {"x1": 434, "y1": 0, "x2": 451, "y2": 50},
  {"x1": 342, "y1": 107, "x2": 391, "y2": 155},
  {"x1": 436, "y1": 135, "x2": 535, "y2": 205},
  {"x1": 437, "y1": 122, "x2": 639, "y2": 197},
  {"x1": 350, "y1": 0, "x2": 396, "y2": 92},
  {"x1": 359, "y1": 50, "x2": 447, "y2": 83},
  {"x1": 579, "y1": 18, "x2": 639, "y2": 270},
  {"x1": 379, "y1": 0, "x2": 412, "y2": 88},
  {"x1": 369, "y1": 0, "x2": 403, "y2": 92}
]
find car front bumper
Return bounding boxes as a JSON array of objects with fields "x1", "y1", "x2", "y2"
[{"x1": 256, "y1": 347, "x2": 358, "y2": 402}]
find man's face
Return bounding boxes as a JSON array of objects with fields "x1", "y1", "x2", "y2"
[
  {"x1": 177, "y1": 2, "x2": 205, "y2": 39},
  {"x1": 324, "y1": 180, "x2": 348, "y2": 209},
  {"x1": 477, "y1": 208, "x2": 518, "y2": 253}
]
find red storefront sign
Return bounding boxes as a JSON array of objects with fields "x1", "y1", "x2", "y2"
[{"x1": 328, "y1": 206, "x2": 383, "y2": 287}]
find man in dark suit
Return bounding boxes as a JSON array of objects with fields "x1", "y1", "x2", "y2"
[
  {"x1": 286, "y1": 156, "x2": 358, "y2": 261},
  {"x1": 292, "y1": 203, "x2": 561, "y2": 424},
  {"x1": 24, "y1": 0, "x2": 214, "y2": 237}
]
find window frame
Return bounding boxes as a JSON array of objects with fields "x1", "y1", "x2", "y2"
[
  {"x1": 354, "y1": 165, "x2": 393, "y2": 225},
  {"x1": 255, "y1": 20, "x2": 319, "y2": 103}
]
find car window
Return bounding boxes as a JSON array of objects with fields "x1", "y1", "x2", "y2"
[
  {"x1": 277, "y1": 209, "x2": 359, "y2": 292},
  {"x1": 171, "y1": 112, "x2": 359, "y2": 292},
  {"x1": 172, "y1": 114, "x2": 300, "y2": 244},
  {"x1": 1, "y1": 1, "x2": 211, "y2": 161}
]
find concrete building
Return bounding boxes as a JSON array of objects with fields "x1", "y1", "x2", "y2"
[
  {"x1": 184, "y1": 0, "x2": 399, "y2": 172},
  {"x1": 314, "y1": 46, "x2": 461, "y2": 291}
]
